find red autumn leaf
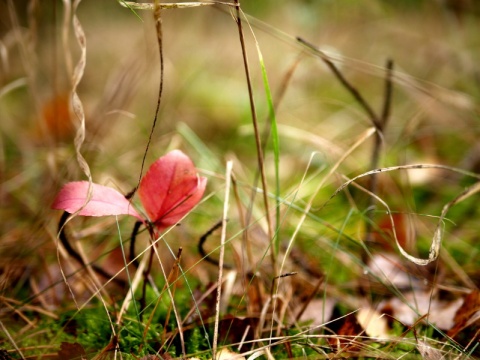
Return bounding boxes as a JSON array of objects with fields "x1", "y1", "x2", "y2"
[
  {"x1": 52, "y1": 150, "x2": 207, "y2": 231},
  {"x1": 138, "y1": 150, "x2": 207, "y2": 229},
  {"x1": 52, "y1": 181, "x2": 142, "y2": 220}
]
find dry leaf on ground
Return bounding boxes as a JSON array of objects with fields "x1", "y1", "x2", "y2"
[
  {"x1": 57, "y1": 342, "x2": 87, "y2": 360},
  {"x1": 380, "y1": 291, "x2": 463, "y2": 330},
  {"x1": 447, "y1": 290, "x2": 480, "y2": 346}
]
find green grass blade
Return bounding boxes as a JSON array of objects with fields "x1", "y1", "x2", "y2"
[
  {"x1": 177, "y1": 122, "x2": 222, "y2": 172},
  {"x1": 253, "y1": 31, "x2": 281, "y2": 257}
]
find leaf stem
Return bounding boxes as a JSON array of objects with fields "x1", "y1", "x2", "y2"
[{"x1": 127, "y1": 1, "x2": 164, "y2": 200}]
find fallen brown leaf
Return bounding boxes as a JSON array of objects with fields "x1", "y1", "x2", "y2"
[
  {"x1": 357, "y1": 308, "x2": 390, "y2": 338},
  {"x1": 57, "y1": 342, "x2": 87, "y2": 360},
  {"x1": 328, "y1": 312, "x2": 364, "y2": 351},
  {"x1": 447, "y1": 290, "x2": 480, "y2": 348},
  {"x1": 381, "y1": 291, "x2": 463, "y2": 330},
  {"x1": 0, "y1": 349, "x2": 13, "y2": 360}
]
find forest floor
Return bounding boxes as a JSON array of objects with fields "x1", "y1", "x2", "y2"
[{"x1": 1, "y1": 1, "x2": 480, "y2": 359}]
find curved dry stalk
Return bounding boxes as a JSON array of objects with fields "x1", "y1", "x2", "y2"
[
  {"x1": 55, "y1": 0, "x2": 97, "y2": 313},
  {"x1": 71, "y1": 0, "x2": 91, "y2": 183},
  {"x1": 119, "y1": 0, "x2": 237, "y2": 10},
  {"x1": 321, "y1": 165, "x2": 480, "y2": 265},
  {"x1": 212, "y1": 160, "x2": 233, "y2": 360}
]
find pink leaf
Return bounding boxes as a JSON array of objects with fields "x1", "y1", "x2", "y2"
[
  {"x1": 52, "y1": 181, "x2": 142, "y2": 220},
  {"x1": 138, "y1": 150, "x2": 207, "y2": 229}
]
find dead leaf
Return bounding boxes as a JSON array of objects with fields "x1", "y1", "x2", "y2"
[
  {"x1": 217, "y1": 315, "x2": 258, "y2": 345},
  {"x1": 357, "y1": 308, "x2": 390, "y2": 338},
  {"x1": 370, "y1": 213, "x2": 412, "y2": 251},
  {"x1": 416, "y1": 340, "x2": 445, "y2": 360},
  {"x1": 0, "y1": 349, "x2": 13, "y2": 360},
  {"x1": 367, "y1": 253, "x2": 421, "y2": 291},
  {"x1": 381, "y1": 291, "x2": 463, "y2": 330},
  {"x1": 448, "y1": 290, "x2": 480, "y2": 345},
  {"x1": 328, "y1": 312, "x2": 364, "y2": 351},
  {"x1": 57, "y1": 342, "x2": 87, "y2": 360},
  {"x1": 296, "y1": 298, "x2": 335, "y2": 327}
]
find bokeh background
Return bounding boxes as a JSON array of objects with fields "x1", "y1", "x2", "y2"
[{"x1": 1, "y1": 0, "x2": 480, "y2": 356}]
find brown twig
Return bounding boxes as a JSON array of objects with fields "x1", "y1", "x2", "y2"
[
  {"x1": 198, "y1": 220, "x2": 232, "y2": 269},
  {"x1": 270, "y1": 272, "x2": 297, "y2": 301},
  {"x1": 58, "y1": 211, "x2": 126, "y2": 287},
  {"x1": 126, "y1": 1, "x2": 164, "y2": 200},
  {"x1": 297, "y1": 37, "x2": 397, "y2": 244},
  {"x1": 129, "y1": 220, "x2": 143, "y2": 267},
  {"x1": 140, "y1": 223, "x2": 157, "y2": 315},
  {"x1": 296, "y1": 37, "x2": 381, "y2": 130},
  {"x1": 295, "y1": 275, "x2": 325, "y2": 323},
  {"x1": 233, "y1": 0, "x2": 275, "y2": 270},
  {"x1": 365, "y1": 59, "x2": 394, "y2": 245}
]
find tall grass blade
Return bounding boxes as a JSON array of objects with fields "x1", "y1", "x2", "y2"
[{"x1": 255, "y1": 39, "x2": 281, "y2": 257}]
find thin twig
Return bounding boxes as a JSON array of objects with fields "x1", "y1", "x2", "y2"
[
  {"x1": 366, "y1": 59, "x2": 394, "y2": 244},
  {"x1": 140, "y1": 224, "x2": 157, "y2": 314},
  {"x1": 58, "y1": 211, "x2": 125, "y2": 287},
  {"x1": 198, "y1": 219, "x2": 232, "y2": 268},
  {"x1": 116, "y1": 241, "x2": 151, "y2": 324},
  {"x1": 298, "y1": 36, "x2": 397, "y2": 246},
  {"x1": 269, "y1": 272, "x2": 296, "y2": 345},
  {"x1": 380, "y1": 59, "x2": 394, "y2": 126},
  {"x1": 297, "y1": 36, "x2": 381, "y2": 129},
  {"x1": 270, "y1": 272, "x2": 297, "y2": 302},
  {"x1": 295, "y1": 275, "x2": 324, "y2": 323},
  {"x1": 129, "y1": 220, "x2": 143, "y2": 266},
  {"x1": 126, "y1": 1, "x2": 164, "y2": 200},
  {"x1": 233, "y1": 1, "x2": 275, "y2": 268}
]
